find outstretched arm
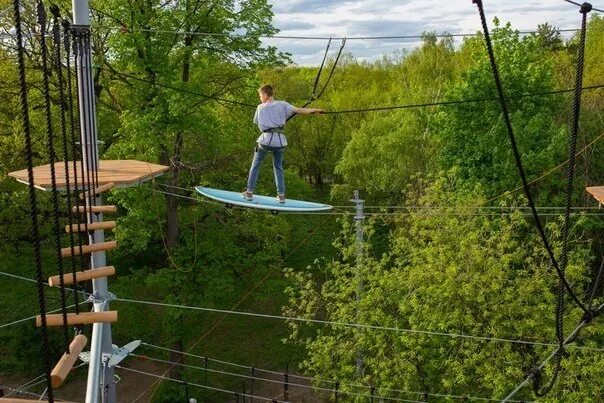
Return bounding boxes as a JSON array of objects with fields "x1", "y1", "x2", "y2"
[{"x1": 293, "y1": 106, "x2": 325, "y2": 115}]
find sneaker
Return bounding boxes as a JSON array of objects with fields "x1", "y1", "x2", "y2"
[
  {"x1": 242, "y1": 190, "x2": 253, "y2": 201},
  {"x1": 276, "y1": 194, "x2": 286, "y2": 204}
]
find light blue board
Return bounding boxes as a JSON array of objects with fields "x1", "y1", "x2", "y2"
[{"x1": 195, "y1": 186, "x2": 333, "y2": 212}]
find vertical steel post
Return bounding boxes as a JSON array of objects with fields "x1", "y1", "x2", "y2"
[
  {"x1": 284, "y1": 364, "x2": 289, "y2": 401},
  {"x1": 250, "y1": 367, "x2": 255, "y2": 403},
  {"x1": 73, "y1": 1, "x2": 115, "y2": 402},
  {"x1": 351, "y1": 190, "x2": 365, "y2": 377}
]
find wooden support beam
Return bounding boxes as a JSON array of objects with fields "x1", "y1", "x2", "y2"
[
  {"x1": 0, "y1": 399, "x2": 75, "y2": 402},
  {"x1": 65, "y1": 221, "x2": 116, "y2": 233},
  {"x1": 72, "y1": 205, "x2": 117, "y2": 214},
  {"x1": 36, "y1": 311, "x2": 118, "y2": 328},
  {"x1": 79, "y1": 182, "x2": 115, "y2": 200},
  {"x1": 48, "y1": 266, "x2": 116, "y2": 287},
  {"x1": 51, "y1": 334, "x2": 88, "y2": 388},
  {"x1": 61, "y1": 241, "x2": 117, "y2": 258}
]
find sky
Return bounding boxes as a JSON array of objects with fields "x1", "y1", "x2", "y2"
[{"x1": 263, "y1": 0, "x2": 588, "y2": 65}]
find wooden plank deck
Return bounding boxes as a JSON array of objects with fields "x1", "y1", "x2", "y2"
[
  {"x1": 587, "y1": 186, "x2": 604, "y2": 205},
  {"x1": 8, "y1": 160, "x2": 169, "y2": 191}
]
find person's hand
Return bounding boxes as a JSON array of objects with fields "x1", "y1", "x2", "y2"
[{"x1": 313, "y1": 108, "x2": 326, "y2": 114}]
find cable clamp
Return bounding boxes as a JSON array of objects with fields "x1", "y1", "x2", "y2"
[
  {"x1": 89, "y1": 291, "x2": 116, "y2": 304},
  {"x1": 530, "y1": 366, "x2": 542, "y2": 391},
  {"x1": 582, "y1": 309, "x2": 596, "y2": 324}
]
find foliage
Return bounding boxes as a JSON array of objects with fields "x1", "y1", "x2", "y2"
[{"x1": 1, "y1": 3, "x2": 604, "y2": 401}]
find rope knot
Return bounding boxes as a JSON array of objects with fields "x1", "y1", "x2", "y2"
[
  {"x1": 49, "y1": 4, "x2": 61, "y2": 18},
  {"x1": 530, "y1": 366, "x2": 542, "y2": 391},
  {"x1": 582, "y1": 309, "x2": 596, "y2": 324},
  {"x1": 580, "y1": 2, "x2": 592, "y2": 13}
]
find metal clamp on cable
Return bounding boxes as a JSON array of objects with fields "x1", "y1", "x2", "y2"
[{"x1": 90, "y1": 291, "x2": 116, "y2": 304}]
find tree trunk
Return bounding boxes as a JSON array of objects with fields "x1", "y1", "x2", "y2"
[{"x1": 164, "y1": 7, "x2": 196, "y2": 378}]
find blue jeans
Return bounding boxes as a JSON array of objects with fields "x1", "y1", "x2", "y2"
[{"x1": 246, "y1": 144, "x2": 286, "y2": 194}]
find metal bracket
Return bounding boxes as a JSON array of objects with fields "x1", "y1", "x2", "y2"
[
  {"x1": 80, "y1": 340, "x2": 141, "y2": 368},
  {"x1": 88, "y1": 291, "x2": 116, "y2": 304}
]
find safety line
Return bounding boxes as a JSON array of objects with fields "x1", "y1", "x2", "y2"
[
  {"x1": 323, "y1": 84, "x2": 604, "y2": 114},
  {"x1": 13, "y1": 0, "x2": 55, "y2": 399},
  {"x1": 99, "y1": 67, "x2": 256, "y2": 108},
  {"x1": 158, "y1": 184, "x2": 604, "y2": 212},
  {"x1": 0, "y1": 304, "x2": 77, "y2": 330},
  {"x1": 562, "y1": 0, "x2": 604, "y2": 13},
  {"x1": 112, "y1": 296, "x2": 604, "y2": 351},
  {"x1": 134, "y1": 215, "x2": 333, "y2": 402},
  {"x1": 115, "y1": 365, "x2": 289, "y2": 402},
  {"x1": 137, "y1": 343, "x2": 529, "y2": 402},
  {"x1": 501, "y1": 302, "x2": 604, "y2": 402},
  {"x1": 3, "y1": 374, "x2": 47, "y2": 397},
  {"x1": 482, "y1": 129, "x2": 604, "y2": 205},
  {"x1": 100, "y1": 66, "x2": 604, "y2": 113},
  {"x1": 130, "y1": 353, "x2": 426, "y2": 403},
  {"x1": 474, "y1": 0, "x2": 588, "y2": 315},
  {"x1": 0, "y1": 385, "x2": 66, "y2": 401},
  {"x1": 148, "y1": 190, "x2": 604, "y2": 216},
  {"x1": 94, "y1": 25, "x2": 585, "y2": 41}
]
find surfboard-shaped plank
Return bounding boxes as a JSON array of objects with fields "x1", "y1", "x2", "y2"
[{"x1": 195, "y1": 186, "x2": 332, "y2": 212}]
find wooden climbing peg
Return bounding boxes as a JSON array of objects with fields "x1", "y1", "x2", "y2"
[
  {"x1": 48, "y1": 266, "x2": 116, "y2": 287},
  {"x1": 36, "y1": 311, "x2": 118, "y2": 327},
  {"x1": 51, "y1": 334, "x2": 88, "y2": 388}
]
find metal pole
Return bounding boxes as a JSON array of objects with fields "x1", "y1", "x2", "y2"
[
  {"x1": 73, "y1": 2, "x2": 116, "y2": 402},
  {"x1": 283, "y1": 364, "x2": 289, "y2": 401},
  {"x1": 351, "y1": 190, "x2": 364, "y2": 377},
  {"x1": 250, "y1": 367, "x2": 255, "y2": 403}
]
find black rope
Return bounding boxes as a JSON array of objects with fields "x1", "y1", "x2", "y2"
[
  {"x1": 51, "y1": 6, "x2": 81, "y2": 315},
  {"x1": 311, "y1": 37, "x2": 332, "y2": 100},
  {"x1": 287, "y1": 37, "x2": 347, "y2": 123},
  {"x1": 562, "y1": 0, "x2": 604, "y2": 13},
  {"x1": 472, "y1": 0, "x2": 588, "y2": 314},
  {"x1": 588, "y1": 256, "x2": 604, "y2": 309},
  {"x1": 98, "y1": 63, "x2": 604, "y2": 114},
  {"x1": 37, "y1": 0, "x2": 71, "y2": 354},
  {"x1": 13, "y1": 0, "x2": 55, "y2": 399},
  {"x1": 313, "y1": 38, "x2": 346, "y2": 101},
  {"x1": 99, "y1": 24, "x2": 586, "y2": 41},
  {"x1": 71, "y1": 27, "x2": 93, "y2": 245},
  {"x1": 322, "y1": 84, "x2": 604, "y2": 114},
  {"x1": 63, "y1": 19, "x2": 89, "y2": 309},
  {"x1": 535, "y1": 4, "x2": 591, "y2": 395},
  {"x1": 80, "y1": 29, "x2": 98, "y2": 209},
  {"x1": 99, "y1": 67, "x2": 256, "y2": 108},
  {"x1": 73, "y1": 25, "x2": 98, "y2": 250},
  {"x1": 84, "y1": 30, "x2": 100, "y2": 189}
]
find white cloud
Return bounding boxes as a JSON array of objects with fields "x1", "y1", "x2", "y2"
[{"x1": 265, "y1": 0, "x2": 583, "y2": 65}]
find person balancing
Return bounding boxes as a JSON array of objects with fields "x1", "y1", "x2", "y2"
[{"x1": 243, "y1": 84, "x2": 325, "y2": 203}]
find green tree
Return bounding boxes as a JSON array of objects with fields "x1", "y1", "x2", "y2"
[{"x1": 285, "y1": 181, "x2": 601, "y2": 401}]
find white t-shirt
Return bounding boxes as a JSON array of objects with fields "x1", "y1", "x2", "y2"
[{"x1": 253, "y1": 100, "x2": 296, "y2": 147}]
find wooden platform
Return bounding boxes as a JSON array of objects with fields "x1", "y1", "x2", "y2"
[
  {"x1": 587, "y1": 186, "x2": 604, "y2": 205},
  {"x1": 8, "y1": 160, "x2": 169, "y2": 191}
]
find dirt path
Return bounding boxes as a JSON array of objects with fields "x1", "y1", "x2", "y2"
[{"x1": 0, "y1": 360, "x2": 327, "y2": 402}]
